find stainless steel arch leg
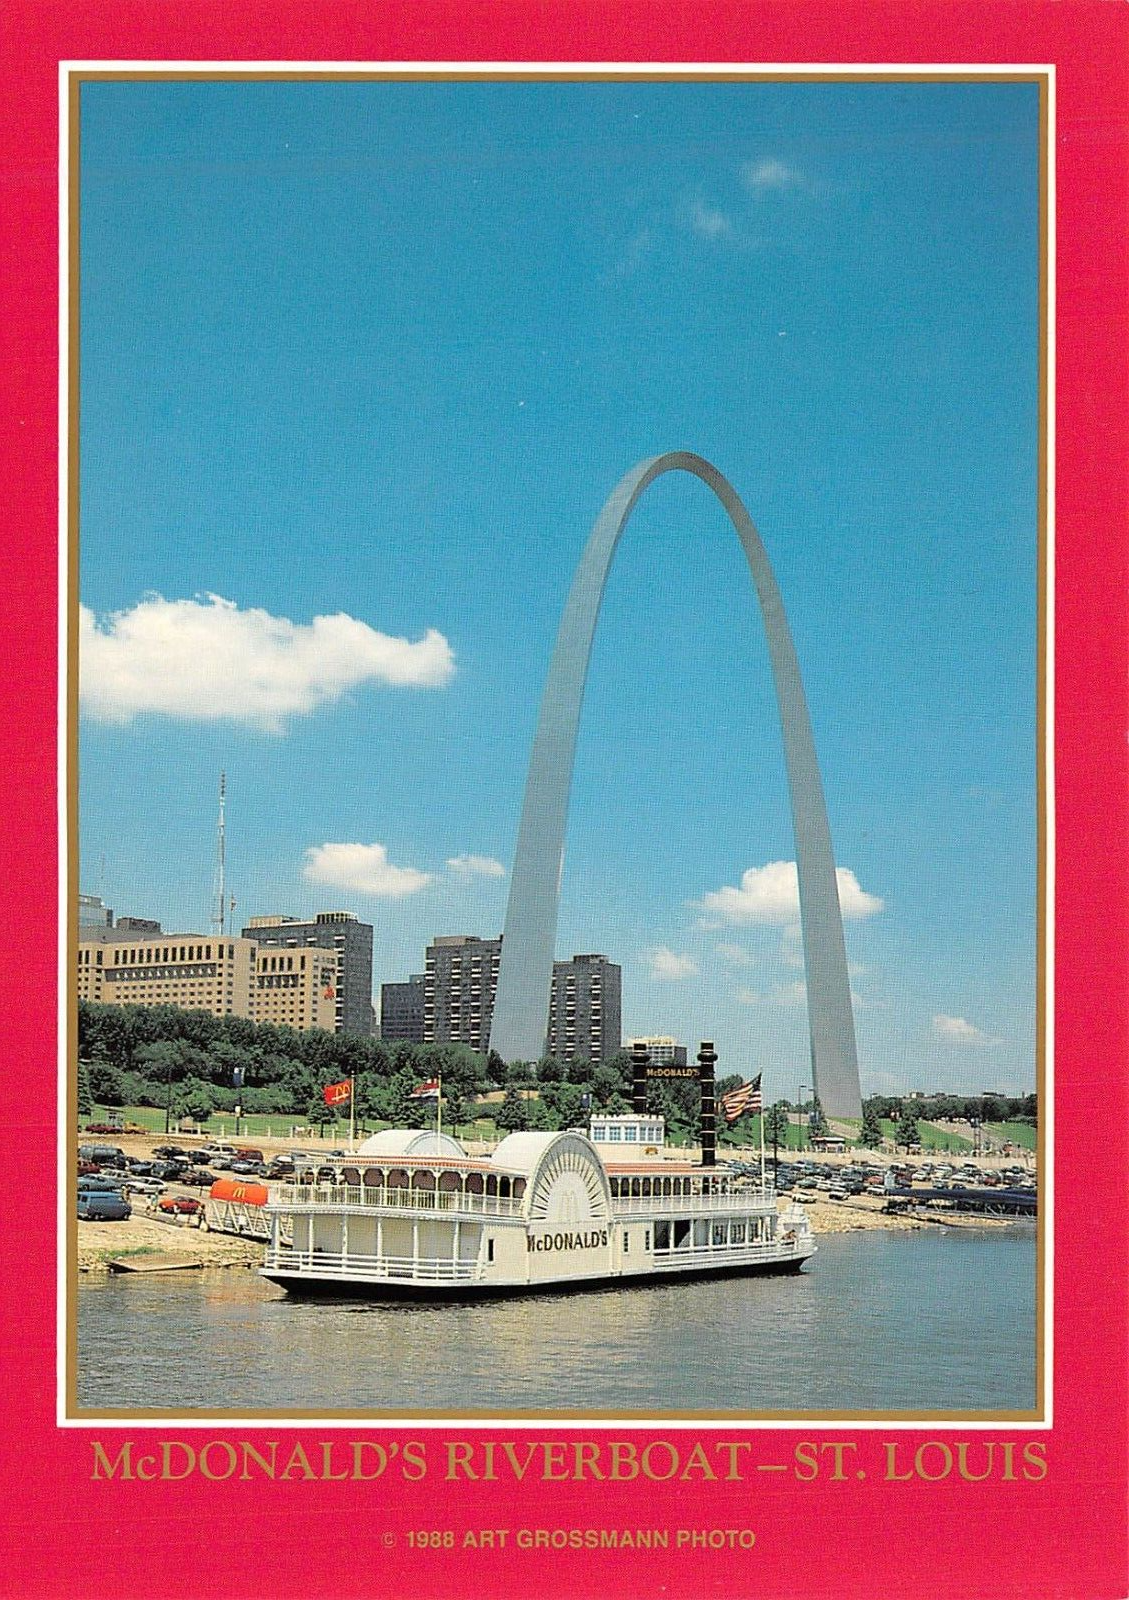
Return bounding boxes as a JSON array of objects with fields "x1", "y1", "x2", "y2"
[{"x1": 488, "y1": 452, "x2": 862, "y2": 1121}]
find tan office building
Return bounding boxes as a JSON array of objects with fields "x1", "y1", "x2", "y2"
[
  {"x1": 78, "y1": 931, "x2": 338, "y2": 1033},
  {"x1": 78, "y1": 933, "x2": 256, "y2": 1018},
  {"x1": 251, "y1": 945, "x2": 338, "y2": 1032}
]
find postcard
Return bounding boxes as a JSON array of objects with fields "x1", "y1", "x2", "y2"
[{"x1": 1, "y1": 2, "x2": 1126, "y2": 1597}]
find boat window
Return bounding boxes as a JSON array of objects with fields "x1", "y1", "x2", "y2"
[
  {"x1": 623, "y1": 1232, "x2": 629, "y2": 1252},
  {"x1": 731, "y1": 1222, "x2": 746, "y2": 1244},
  {"x1": 654, "y1": 1221, "x2": 670, "y2": 1251},
  {"x1": 499, "y1": 1177, "x2": 511, "y2": 1199},
  {"x1": 465, "y1": 1172, "x2": 484, "y2": 1194},
  {"x1": 362, "y1": 1167, "x2": 382, "y2": 1188},
  {"x1": 412, "y1": 1170, "x2": 436, "y2": 1191},
  {"x1": 387, "y1": 1168, "x2": 408, "y2": 1188},
  {"x1": 631, "y1": 1177, "x2": 641, "y2": 1197},
  {"x1": 641, "y1": 1178, "x2": 651, "y2": 1197},
  {"x1": 487, "y1": 1238, "x2": 495, "y2": 1263},
  {"x1": 513, "y1": 1178, "x2": 526, "y2": 1198},
  {"x1": 485, "y1": 1175, "x2": 498, "y2": 1195},
  {"x1": 342, "y1": 1167, "x2": 361, "y2": 1186},
  {"x1": 645, "y1": 1230, "x2": 651, "y2": 1250},
  {"x1": 438, "y1": 1171, "x2": 460, "y2": 1192},
  {"x1": 673, "y1": 1219, "x2": 692, "y2": 1249},
  {"x1": 712, "y1": 1223, "x2": 727, "y2": 1245}
]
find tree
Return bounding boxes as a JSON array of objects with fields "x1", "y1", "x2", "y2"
[
  {"x1": 495, "y1": 1084, "x2": 529, "y2": 1132},
  {"x1": 860, "y1": 1101, "x2": 884, "y2": 1148},
  {"x1": 895, "y1": 1106, "x2": 919, "y2": 1150},
  {"x1": 808, "y1": 1095, "x2": 828, "y2": 1138},
  {"x1": 77, "y1": 1059, "x2": 93, "y2": 1117},
  {"x1": 765, "y1": 1101, "x2": 790, "y2": 1146}
]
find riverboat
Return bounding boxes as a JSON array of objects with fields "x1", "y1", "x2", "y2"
[{"x1": 260, "y1": 1114, "x2": 815, "y2": 1297}]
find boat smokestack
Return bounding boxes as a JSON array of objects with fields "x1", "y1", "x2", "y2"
[
  {"x1": 698, "y1": 1041, "x2": 717, "y2": 1167},
  {"x1": 631, "y1": 1041, "x2": 650, "y2": 1113}
]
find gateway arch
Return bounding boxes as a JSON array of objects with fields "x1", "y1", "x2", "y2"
[{"x1": 488, "y1": 451, "x2": 863, "y2": 1121}]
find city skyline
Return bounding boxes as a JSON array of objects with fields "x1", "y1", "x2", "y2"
[{"x1": 78, "y1": 76, "x2": 1041, "y2": 1096}]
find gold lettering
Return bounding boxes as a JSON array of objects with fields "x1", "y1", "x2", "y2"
[{"x1": 91, "y1": 1442, "x2": 133, "y2": 1481}]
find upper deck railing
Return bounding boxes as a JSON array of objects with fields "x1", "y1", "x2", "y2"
[
  {"x1": 271, "y1": 1183, "x2": 525, "y2": 1219},
  {"x1": 609, "y1": 1186, "x2": 776, "y2": 1217}
]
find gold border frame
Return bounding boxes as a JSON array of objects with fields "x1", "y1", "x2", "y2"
[{"x1": 63, "y1": 64, "x2": 1050, "y2": 1426}]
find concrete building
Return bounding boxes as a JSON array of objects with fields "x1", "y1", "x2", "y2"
[
  {"x1": 78, "y1": 930, "x2": 257, "y2": 1019},
  {"x1": 242, "y1": 911, "x2": 373, "y2": 1036},
  {"x1": 423, "y1": 936, "x2": 621, "y2": 1063},
  {"x1": 78, "y1": 893, "x2": 113, "y2": 932},
  {"x1": 424, "y1": 936, "x2": 501, "y2": 1051},
  {"x1": 251, "y1": 944, "x2": 338, "y2": 1033},
  {"x1": 379, "y1": 974, "x2": 427, "y2": 1043},
  {"x1": 78, "y1": 929, "x2": 338, "y2": 1033},
  {"x1": 547, "y1": 953, "x2": 622, "y2": 1064},
  {"x1": 628, "y1": 1035, "x2": 687, "y2": 1067}
]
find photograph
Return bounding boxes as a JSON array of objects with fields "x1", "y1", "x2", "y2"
[
  {"x1": 70, "y1": 69, "x2": 1043, "y2": 1422},
  {"x1": 1, "y1": 2, "x2": 1124, "y2": 1596}
]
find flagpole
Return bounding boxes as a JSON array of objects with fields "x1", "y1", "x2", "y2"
[
  {"x1": 436, "y1": 1072, "x2": 442, "y2": 1144},
  {"x1": 759, "y1": 1086, "x2": 766, "y2": 1190},
  {"x1": 349, "y1": 1075, "x2": 355, "y2": 1151}
]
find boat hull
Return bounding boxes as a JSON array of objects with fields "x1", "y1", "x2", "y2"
[{"x1": 261, "y1": 1252, "x2": 812, "y2": 1300}]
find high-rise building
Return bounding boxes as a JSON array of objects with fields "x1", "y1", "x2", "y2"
[
  {"x1": 547, "y1": 953, "x2": 622, "y2": 1065},
  {"x1": 242, "y1": 911, "x2": 373, "y2": 1036},
  {"x1": 423, "y1": 935, "x2": 621, "y2": 1063},
  {"x1": 379, "y1": 974, "x2": 427, "y2": 1043},
  {"x1": 424, "y1": 936, "x2": 501, "y2": 1051}
]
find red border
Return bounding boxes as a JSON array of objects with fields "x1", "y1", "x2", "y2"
[{"x1": 2, "y1": 4, "x2": 1127, "y2": 1597}]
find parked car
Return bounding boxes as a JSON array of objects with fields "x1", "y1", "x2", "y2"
[
  {"x1": 178, "y1": 1167, "x2": 216, "y2": 1187},
  {"x1": 78, "y1": 1191, "x2": 131, "y2": 1221},
  {"x1": 234, "y1": 1147, "x2": 264, "y2": 1163},
  {"x1": 78, "y1": 1174, "x2": 125, "y2": 1193},
  {"x1": 157, "y1": 1195, "x2": 202, "y2": 1215},
  {"x1": 122, "y1": 1176, "x2": 165, "y2": 1196},
  {"x1": 153, "y1": 1145, "x2": 190, "y2": 1159},
  {"x1": 83, "y1": 1122, "x2": 124, "y2": 1135}
]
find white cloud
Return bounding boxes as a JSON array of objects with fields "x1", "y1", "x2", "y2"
[
  {"x1": 690, "y1": 200, "x2": 733, "y2": 239},
  {"x1": 446, "y1": 854, "x2": 506, "y2": 880},
  {"x1": 80, "y1": 593, "x2": 454, "y2": 732},
  {"x1": 742, "y1": 157, "x2": 804, "y2": 191},
  {"x1": 645, "y1": 946, "x2": 698, "y2": 981},
  {"x1": 932, "y1": 1014, "x2": 998, "y2": 1047},
  {"x1": 697, "y1": 861, "x2": 883, "y2": 925},
  {"x1": 303, "y1": 842, "x2": 432, "y2": 899},
  {"x1": 715, "y1": 942, "x2": 754, "y2": 968}
]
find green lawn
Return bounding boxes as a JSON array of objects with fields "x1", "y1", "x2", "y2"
[
  {"x1": 877, "y1": 1118, "x2": 973, "y2": 1153},
  {"x1": 984, "y1": 1120, "x2": 1037, "y2": 1151}
]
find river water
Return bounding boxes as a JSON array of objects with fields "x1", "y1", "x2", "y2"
[{"x1": 77, "y1": 1226, "x2": 1036, "y2": 1415}]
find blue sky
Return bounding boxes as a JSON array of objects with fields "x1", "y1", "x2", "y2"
[{"x1": 78, "y1": 77, "x2": 1041, "y2": 1095}]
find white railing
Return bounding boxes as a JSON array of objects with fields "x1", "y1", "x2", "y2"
[
  {"x1": 272, "y1": 1184, "x2": 525, "y2": 1219},
  {"x1": 610, "y1": 1187, "x2": 776, "y2": 1217},
  {"x1": 649, "y1": 1233, "x2": 814, "y2": 1272},
  {"x1": 263, "y1": 1244, "x2": 481, "y2": 1283}
]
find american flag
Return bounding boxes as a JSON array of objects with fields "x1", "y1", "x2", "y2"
[{"x1": 719, "y1": 1074, "x2": 763, "y2": 1125}]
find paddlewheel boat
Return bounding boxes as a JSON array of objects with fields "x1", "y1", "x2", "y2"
[{"x1": 260, "y1": 1115, "x2": 815, "y2": 1297}]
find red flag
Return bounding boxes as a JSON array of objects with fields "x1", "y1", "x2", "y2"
[
  {"x1": 410, "y1": 1078, "x2": 440, "y2": 1100},
  {"x1": 323, "y1": 1079, "x2": 351, "y2": 1106},
  {"x1": 322, "y1": 982, "x2": 336, "y2": 999}
]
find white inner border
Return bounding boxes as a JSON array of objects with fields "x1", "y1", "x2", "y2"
[{"x1": 58, "y1": 59, "x2": 1055, "y2": 1430}]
